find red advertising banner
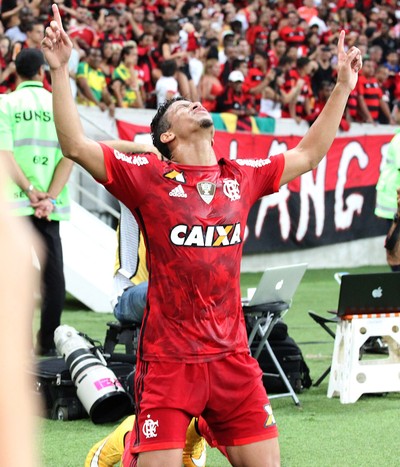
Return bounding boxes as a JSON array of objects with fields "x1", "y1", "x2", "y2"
[{"x1": 116, "y1": 119, "x2": 392, "y2": 252}]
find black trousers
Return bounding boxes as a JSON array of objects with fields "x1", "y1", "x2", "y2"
[{"x1": 30, "y1": 217, "x2": 65, "y2": 352}]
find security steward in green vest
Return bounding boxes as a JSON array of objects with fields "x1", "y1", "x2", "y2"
[
  {"x1": 375, "y1": 130, "x2": 400, "y2": 272},
  {"x1": 0, "y1": 48, "x2": 74, "y2": 356}
]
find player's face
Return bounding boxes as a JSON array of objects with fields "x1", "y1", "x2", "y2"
[{"x1": 167, "y1": 100, "x2": 214, "y2": 134}]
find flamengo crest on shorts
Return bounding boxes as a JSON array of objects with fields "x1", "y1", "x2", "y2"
[{"x1": 142, "y1": 414, "x2": 159, "y2": 439}]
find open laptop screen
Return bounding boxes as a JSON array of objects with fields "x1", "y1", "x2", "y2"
[
  {"x1": 243, "y1": 263, "x2": 308, "y2": 307},
  {"x1": 337, "y1": 272, "x2": 400, "y2": 317}
]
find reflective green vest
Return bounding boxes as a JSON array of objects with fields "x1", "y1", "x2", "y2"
[
  {"x1": 0, "y1": 81, "x2": 70, "y2": 220},
  {"x1": 375, "y1": 130, "x2": 400, "y2": 220}
]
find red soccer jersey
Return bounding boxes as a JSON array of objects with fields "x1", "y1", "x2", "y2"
[
  {"x1": 100, "y1": 144, "x2": 285, "y2": 363},
  {"x1": 357, "y1": 75, "x2": 382, "y2": 121},
  {"x1": 69, "y1": 24, "x2": 97, "y2": 48},
  {"x1": 281, "y1": 69, "x2": 312, "y2": 118},
  {"x1": 243, "y1": 67, "x2": 267, "y2": 109},
  {"x1": 278, "y1": 26, "x2": 305, "y2": 47},
  {"x1": 347, "y1": 88, "x2": 359, "y2": 120}
]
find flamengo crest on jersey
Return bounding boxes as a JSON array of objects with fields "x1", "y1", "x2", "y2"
[
  {"x1": 169, "y1": 185, "x2": 187, "y2": 198},
  {"x1": 170, "y1": 223, "x2": 241, "y2": 247},
  {"x1": 114, "y1": 149, "x2": 149, "y2": 166},
  {"x1": 197, "y1": 181, "x2": 216, "y2": 204},
  {"x1": 223, "y1": 179, "x2": 241, "y2": 201}
]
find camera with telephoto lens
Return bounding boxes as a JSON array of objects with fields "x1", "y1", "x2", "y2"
[{"x1": 54, "y1": 325, "x2": 132, "y2": 424}]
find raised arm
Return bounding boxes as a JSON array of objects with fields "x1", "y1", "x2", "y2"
[
  {"x1": 280, "y1": 31, "x2": 362, "y2": 186},
  {"x1": 101, "y1": 141, "x2": 163, "y2": 160},
  {"x1": 41, "y1": 4, "x2": 107, "y2": 182}
]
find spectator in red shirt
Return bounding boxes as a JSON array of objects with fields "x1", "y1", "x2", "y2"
[
  {"x1": 321, "y1": 18, "x2": 341, "y2": 47},
  {"x1": 268, "y1": 37, "x2": 287, "y2": 69},
  {"x1": 13, "y1": 20, "x2": 52, "y2": 92},
  {"x1": 357, "y1": 58, "x2": 395, "y2": 124},
  {"x1": 245, "y1": 9, "x2": 264, "y2": 49},
  {"x1": 22, "y1": 20, "x2": 44, "y2": 49},
  {"x1": 61, "y1": 5, "x2": 97, "y2": 51},
  {"x1": 123, "y1": 4, "x2": 145, "y2": 41},
  {"x1": 279, "y1": 10, "x2": 306, "y2": 48},
  {"x1": 298, "y1": 0, "x2": 318, "y2": 24},
  {"x1": 136, "y1": 31, "x2": 160, "y2": 108},
  {"x1": 306, "y1": 80, "x2": 351, "y2": 131},
  {"x1": 0, "y1": 34, "x2": 15, "y2": 93},
  {"x1": 216, "y1": 70, "x2": 257, "y2": 118},
  {"x1": 376, "y1": 64, "x2": 394, "y2": 124},
  {"x1": 141, "y1": 16, "x2": 158, "y2": 42},
  {"x1": 259, "y1": 67, "x2": 304, "y2": 119},
  {"x1": 278, "y1": 54, "x2": 296, "y2": 76},
  {"x1": 243, "y1": 49, "x2": 271, "y2": 113},
  {"x1": 236, "y1": 37, "x2": 251, "y2": 61},
  {"x1": 281, "y1": 56, "x2": 314, "y2": 123},
  {"x1": 251, "y1": 30, "x2": 268, "y2": 55},
  {"x1": 96, "y1": 10, "x2": 127, "y2": 48},
  {"x1": 393, "y1": 71, "x2": 400, "y2": 102},
  {"x1": 199, "y1": 58, "x2": 224, "y2": 112},
  {"x1": 345, "y1": 82, "x2": 358, "y2": 118},
  {"x1": 231, "y1": 58, "x2": 249, "y2": 83}
]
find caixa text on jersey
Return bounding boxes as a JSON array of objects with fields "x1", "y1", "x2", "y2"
[{"x1": 170, "y1": 223, "x2": 241, "y2": 247}]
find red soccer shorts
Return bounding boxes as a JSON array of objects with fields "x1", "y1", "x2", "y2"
[{"x1": 129, "y1": 352, "x2": 278, "y2": 455}]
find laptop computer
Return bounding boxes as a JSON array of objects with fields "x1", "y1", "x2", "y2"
[
  {"x1": 242, "y1": 263, "x2": 308, "y2": 307},
  {"x1": 337, "y1": 272, "x2": 400, "y2": 317}
]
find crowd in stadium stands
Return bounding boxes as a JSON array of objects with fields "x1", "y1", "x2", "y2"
[{"x1": 1, "y1": 0, "x2": 400, "y2": 128}]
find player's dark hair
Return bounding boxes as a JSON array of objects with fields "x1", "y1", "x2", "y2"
[{"x1": 150, "y1": 96, "x2": 188, "y2": 159}]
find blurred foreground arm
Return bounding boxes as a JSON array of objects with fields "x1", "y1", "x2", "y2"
[{"x1": 0, "y1": 158, "x2": 39, "y2": 467}]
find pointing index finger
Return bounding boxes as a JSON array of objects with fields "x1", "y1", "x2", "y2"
[
  {"x1": 337, "y1": 30, "x2": 345, "y2": 54},
  {"x1": 52, "y1": 3, "x2": 63, "y2": 30}
]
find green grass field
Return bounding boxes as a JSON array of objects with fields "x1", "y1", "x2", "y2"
[{"x1": 37, "y1": 265, "x2": 400, "y2": 466}]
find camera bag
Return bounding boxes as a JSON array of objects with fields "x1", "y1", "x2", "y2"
[
  {"x1": 249, "y1": 321, "x2": 312, "y2": 393},
  {"x1": 31, "y1": 357, "x2": 135, "y2": 422}
]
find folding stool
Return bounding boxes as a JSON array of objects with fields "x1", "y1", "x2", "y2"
[
  {"x1": 327, "y1": 312, "x2": 400, "y2": 403},
  {"x1": 243, "y1": 301, "x2": 301, "y2": 406}
]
